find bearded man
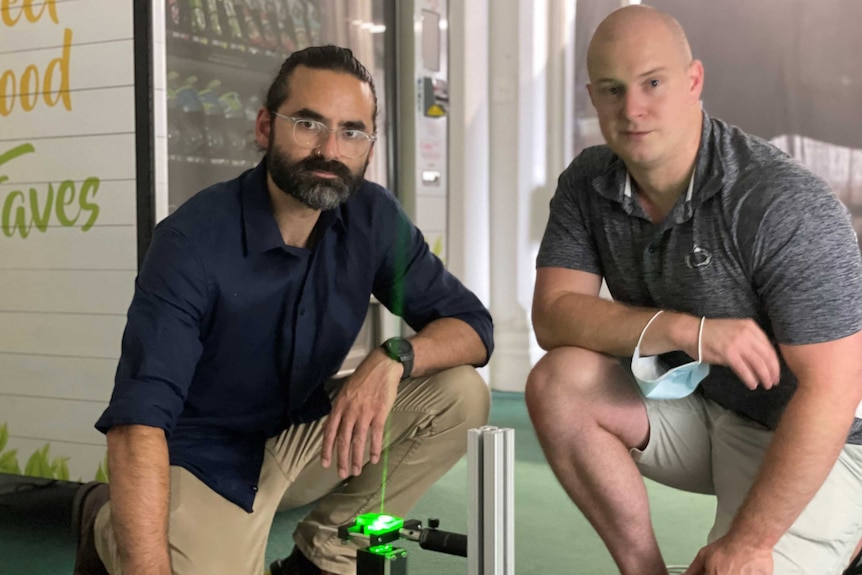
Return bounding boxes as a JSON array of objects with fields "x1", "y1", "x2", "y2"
[{"x1": 73, "y1": 45, "x2": 493, "y2": 575}]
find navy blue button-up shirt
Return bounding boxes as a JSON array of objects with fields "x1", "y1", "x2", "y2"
[{"x1": 96, "y1": 162, "x2": 494, "y2": 511}]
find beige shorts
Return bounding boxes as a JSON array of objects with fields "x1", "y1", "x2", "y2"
[{"x1": 631, "y1": 393, "x2": 862, "y2": 574}]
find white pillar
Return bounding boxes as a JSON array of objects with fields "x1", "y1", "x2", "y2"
[
  {"x1": 449, "y1": 0, "x2": 575, "y2": 391},
  {"x1": 546, "y1": 0, "x2": 576, "y2": 177},
  {"x1": 485, "y1": 0, "x2": 544, "y2": 392},
  {"x1": 448, "y1": 0, "x2": 490, "y2": 305}
]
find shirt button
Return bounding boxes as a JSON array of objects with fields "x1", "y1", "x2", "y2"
[{"x1": 251, "y1": 485, "x2": 258, "y2": 492}]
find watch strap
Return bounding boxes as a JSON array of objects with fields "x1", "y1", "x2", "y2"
[{"x1": 382, "y1": 337, "x2": 414, "y2": 381}]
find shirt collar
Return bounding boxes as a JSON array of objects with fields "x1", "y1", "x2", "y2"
[
  {"x1": 591, "y1": 109, "x2": 726, "y2": 223},
  {"x1": 240, "y1": 159, "x2": 347, "y2": 255},
  {"x1": 624, "y1": 168, "x2": 695, "y2": 202}
]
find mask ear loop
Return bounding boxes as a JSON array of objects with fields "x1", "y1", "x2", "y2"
[
  {"x1": 636, "y1": 310, "x2": 665, "y2": 352},
  {"x1": 696, "y1": 317, "x2": 706, "y2": 364}
]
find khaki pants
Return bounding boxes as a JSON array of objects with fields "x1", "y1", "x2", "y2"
[
  {"x1": 94, "y1": 366, "x2": 490, "y2": 575},
  {"x1": 632, "y1": 393, "x2": 862, "y2": 574}
]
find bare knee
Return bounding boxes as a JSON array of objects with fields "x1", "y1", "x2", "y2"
[
  {"x1": 525, "y1": 347, "x2": 644, "y2": 441},
  {"x1": 526, "y1": 347, "x2": 612, "y2": 415}
]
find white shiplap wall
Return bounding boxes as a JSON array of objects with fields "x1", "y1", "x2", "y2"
[{"x1": 0, "y1": 0, "x2": 137, "y2": 481}]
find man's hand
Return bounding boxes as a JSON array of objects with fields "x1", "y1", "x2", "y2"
[
  {"x1": 692, "y1": 318, "x2": 781, "y2": 390},
  {"x1": 321, "y1": 349, "x2": 403, "y2": 478},
  {"x1": 683, "y1": 535, "x2": 773, "y2": 575}
]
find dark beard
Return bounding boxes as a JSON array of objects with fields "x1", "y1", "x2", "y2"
[{"x1": 267, "y1": 145, "x2": 366, "y2": 211}]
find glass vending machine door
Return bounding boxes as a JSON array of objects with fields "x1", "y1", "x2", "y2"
[{"x1": 157, "y1": 0, "x2": 390, "y2": 216}]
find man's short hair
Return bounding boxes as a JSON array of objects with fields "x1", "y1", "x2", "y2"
[{"x1": 265, "y1": 45, "x2": 378, "y2": 132}]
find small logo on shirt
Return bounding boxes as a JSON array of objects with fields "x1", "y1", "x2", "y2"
[{"x1": 686, "y1": 244, "x2": 712, "y2": 269}]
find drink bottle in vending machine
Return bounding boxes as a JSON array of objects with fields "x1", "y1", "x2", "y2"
[
  {"x1": 167, "y1": 0, "x2": 189, "y2": 34},
  {"x1": 306, "y1": 0, "x2": 321, "y2": 46},
  {"x1": 268, "y1": 0, "x2": 298, "y2": 52},
  {"x1": 285, "y1": 0, "x2": 311, "y2": 50},
  {"x1": 220, "y1": 0, "x2": 245, "y2": 42},
  {"x1": 250, "y1": 0, "x2": 279, "y2": 50},
  {"x1": 197, "y1": 79, "x2": 228, "y2": 158},
  {"x1": 235, "y1": 0, "x2": 266, "y2": 48},
  {"x1": 189, "y1": 0, "x2": 208, "y2": 35},
  {"x1": 203, "y1": 0, "x2": 224, "y2": 38},
  {"x1": 175, "y1": 76, "x2": 206, "y2": 157},
  {"x1": 218, "y1": 90, "x2": 250, "y2": 162}
]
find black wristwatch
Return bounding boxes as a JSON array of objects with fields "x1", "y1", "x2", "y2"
[{"x1": 381, "y1": 337, "x2": 414, "y2": 381}]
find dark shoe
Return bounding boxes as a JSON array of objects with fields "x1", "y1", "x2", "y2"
[
  {"x1": 269, "y1": 546, "x2": 324, "y2": 575},
  {"x1": 72, "y1": 481, "x2": 110, "y2": 575}
]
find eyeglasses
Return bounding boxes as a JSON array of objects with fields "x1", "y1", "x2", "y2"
[{"x1": 271, "y1": 111, "x2": 376, "y2": 159}]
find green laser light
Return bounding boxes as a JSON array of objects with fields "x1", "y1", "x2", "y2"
[
  {"x1": 356, "y1": 513, "x2": 404, "y2": 536},
  {"x1": 339, "y1": 512, "x2": 405, "y2": 548}
]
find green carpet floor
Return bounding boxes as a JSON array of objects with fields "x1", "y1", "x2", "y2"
[{"x1": 0, "y1": 392, "x2": 716, "y2": 574}]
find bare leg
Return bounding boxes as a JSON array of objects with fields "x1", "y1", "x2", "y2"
[{"x1": 525, "y1": 347, "x2": 666, "y2": 575}]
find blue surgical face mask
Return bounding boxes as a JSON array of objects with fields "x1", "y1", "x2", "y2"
[{"x1": 631, "y1": 311, "x2": 709, "y2": 400}]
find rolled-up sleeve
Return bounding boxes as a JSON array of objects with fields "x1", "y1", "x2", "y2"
[
  {"x1": 96, "y1": 225, "x2": 209, "y2": 435},
  {"x1": 372, "y1": 200, "x2": 494, "y2": 365}
]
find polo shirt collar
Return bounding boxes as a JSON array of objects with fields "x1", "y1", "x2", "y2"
[
  {"x1": 241, "y1": 159, "x2": 347, "y2": 255},
  {"x1": 591, "y1": 110, "x2": 726, "y2": 223}
]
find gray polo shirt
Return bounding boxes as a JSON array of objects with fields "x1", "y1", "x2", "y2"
[{"x1": 538, "y1": 111, "x2": 862, "y2": 438}]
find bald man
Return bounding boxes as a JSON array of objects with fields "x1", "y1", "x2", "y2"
[{"x1": 528, "y1": 5, "x2": 862, "y2": 575}]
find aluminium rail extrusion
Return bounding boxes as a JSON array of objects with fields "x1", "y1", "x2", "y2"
[{"x1": 467, "y1": 426, "x2": 515, "y2": 575}]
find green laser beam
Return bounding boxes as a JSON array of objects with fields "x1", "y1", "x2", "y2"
[{"x1": 378, "y1": 213, "x2": 411, "y2": 513}]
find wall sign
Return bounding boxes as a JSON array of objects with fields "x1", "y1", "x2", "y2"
[{"x1": 0, "y1": 0, "x2": 137, "y2": 481}]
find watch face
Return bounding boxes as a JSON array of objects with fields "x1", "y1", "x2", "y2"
[
  {"x1": 387, "y1": 338, "x2": 412, "y2": 357},
  {"x1": 389, "y1": 338, "x2": 413, "y2": 357}
]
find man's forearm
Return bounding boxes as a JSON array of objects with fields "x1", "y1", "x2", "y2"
[
  {"x1": 410, "y1": 317, "x2": 488, "y2": 376},
  {"x1": 106, "y1": 424, "x2": 172, "y2": 575},
  {"x1": 533, "y1": 292, "x2": 697, "y2": 356},
  {"x1": 728, "y1": 386, "x2": 854, "y2": 548}
]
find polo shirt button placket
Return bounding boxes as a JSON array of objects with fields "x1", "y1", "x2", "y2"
[{"x1": 643, "y1": 240, "x2": 662, "y2": 286}]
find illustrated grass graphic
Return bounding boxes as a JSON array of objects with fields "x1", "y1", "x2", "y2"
[
  {"x1": 95, "y1": 453, "x2": 110, "y2": 483},
  {"x1": 24, "y1": 443, "x2": 70, "y2": 481},
  {"x1": 0, "y1": 422, "x2": 22, "y2": 475},
  {"x1": 0, "y1": 422, "x2": 108, "y2": 481}
]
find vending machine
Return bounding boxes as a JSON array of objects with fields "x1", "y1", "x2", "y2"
[{"x1": 150, "y1": 0, "x2": 392, "y2": 218}]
